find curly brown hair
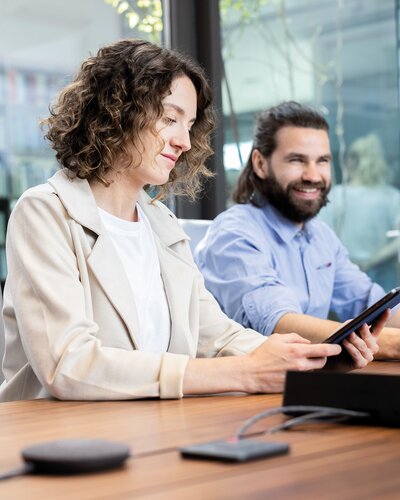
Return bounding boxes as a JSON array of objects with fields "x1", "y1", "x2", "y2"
[{"x1": 42, "y1": 39, "x2": 215, "y2": 201}]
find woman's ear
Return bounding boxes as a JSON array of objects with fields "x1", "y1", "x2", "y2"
[{"x1": 252, "y1": 149, "x2": 268, "y2": 180}]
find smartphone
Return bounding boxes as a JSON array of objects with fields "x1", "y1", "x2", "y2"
[{"x1": 324, "y1": 287, "x2": 400, "y2": 344}]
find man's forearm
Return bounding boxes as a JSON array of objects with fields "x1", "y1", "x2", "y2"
[
  {"x1": 374, "y1": 328, "x2": 400, "y2": 360},
  {"x1": 387, "y1": 306, "x2": 400, "y2": 328},
  {"x1": 274, "y1": 312, "x2": 339, "y2": 343},
  {"x1": 275, "y1": 312, "x2": 400, "y2": 360}
]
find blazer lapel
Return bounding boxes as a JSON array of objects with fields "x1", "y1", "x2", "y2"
[
  {"x1": 155, "y1": 238, "x2": 197, "y2": 355},
  {"x1": 87, "y1": 231, "x2": 141, "y2": 349},
  {"x1": 139, "y1": 193, "x2": 197, "y2": 355}
]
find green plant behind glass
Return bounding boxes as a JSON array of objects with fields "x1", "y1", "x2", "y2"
[{"x1": 104, "y1": 0, "x2": 163, "y2": 44}]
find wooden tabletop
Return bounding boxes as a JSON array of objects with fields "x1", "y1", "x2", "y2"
[{"x1": 1, "y1": 361, "x2": 400, "y2": 499}]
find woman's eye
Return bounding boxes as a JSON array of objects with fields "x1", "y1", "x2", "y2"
[{"x1": 164, "y1": 117, "x2": 176, "y2": 125}]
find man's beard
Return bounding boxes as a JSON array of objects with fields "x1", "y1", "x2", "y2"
[{"x1": 259, "y1": 172, "x2": 330, "y2": 224}]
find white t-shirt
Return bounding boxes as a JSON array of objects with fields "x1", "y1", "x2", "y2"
[{"x1": 98, "y1": 204, "x2": 171, "y2": 353}]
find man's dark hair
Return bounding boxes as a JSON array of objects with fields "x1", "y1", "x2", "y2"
[{"x1": 233, "y1": 101, "x2": 329, "y2": 205}]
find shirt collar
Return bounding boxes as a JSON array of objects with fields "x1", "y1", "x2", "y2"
[{"x1": 261, "y1": 200, "x2": 316, "y2": 244}]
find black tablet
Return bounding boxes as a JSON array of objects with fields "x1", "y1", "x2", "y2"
[{"x1": 324, "y1": 287, "x2": 400, "y2": 344}]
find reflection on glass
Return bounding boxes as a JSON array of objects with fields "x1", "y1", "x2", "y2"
[{"x1": 320, "y1": 133, "x2": 400, "y2": 291}]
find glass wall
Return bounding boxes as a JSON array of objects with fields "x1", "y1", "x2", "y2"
[
  {"x1": 0, "y1": 0, "x2": 163, "y2": 282},
  {"x1": 220, "y1": 0, "x2": 400, "y2": 290}
]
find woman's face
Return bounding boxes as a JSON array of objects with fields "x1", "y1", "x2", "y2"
[{"x1": 126, "y1": 75, "x2": 197, "y2": 190}]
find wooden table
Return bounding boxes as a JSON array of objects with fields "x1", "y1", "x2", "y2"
[{"x1": 1, "y1": 361, "x2": 400, "y2": 499}]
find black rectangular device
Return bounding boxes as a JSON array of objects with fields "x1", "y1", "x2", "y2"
[
  {"x1": 180, "y1": 439, "x2": 289, "y2": 462},
  {"x1": 283, "y1": 370, "x2": 400, "y2": 426},
  {"x1": 324, "y1": 287, "x2": 400, "y2": 344}
]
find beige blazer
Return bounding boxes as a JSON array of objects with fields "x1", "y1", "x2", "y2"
[{"x1": 0, "y1": 170, "x2": 264, "y2": 402}]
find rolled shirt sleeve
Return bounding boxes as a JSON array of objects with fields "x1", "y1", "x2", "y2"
[{"x1": 242, "y1": 284, "x2": 302, "y2": 336}]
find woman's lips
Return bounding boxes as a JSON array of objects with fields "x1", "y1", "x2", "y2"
[{"x1": 161, "y1": 153, "x2": 178, "y2": 164}]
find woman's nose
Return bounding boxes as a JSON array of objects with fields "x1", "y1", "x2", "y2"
[{"x1": 171, "y1": 128, "x2": 191, "y2": 152}]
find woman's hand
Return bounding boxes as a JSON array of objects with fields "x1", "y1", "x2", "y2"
[
  {"x1": 183, "y1": 332, "x2": 341, "y2": 396},
  {"x1": 241, "y1": 333, "x2": 341, "y2": 393}
]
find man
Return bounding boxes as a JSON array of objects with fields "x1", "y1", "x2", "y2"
[{"x1": 195, "y1": 101, "x2": 400, "y2": 359}]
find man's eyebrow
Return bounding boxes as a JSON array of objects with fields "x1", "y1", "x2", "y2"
[
  {"x1": 318, "y1": 153, "x2": 332, "y2": 160},
  {"x1": 284, "y1": 152, "x2": 331, "y2": 160},
  {"x1": 164, "y1": 103, "x2": 196, "y2": 123},
  {"x1": 284, "y1": 152, "x2": 308, "y2": 159}
]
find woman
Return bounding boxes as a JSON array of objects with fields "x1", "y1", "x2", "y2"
[{"x1": 0, "y1": 39, "x2": 383, "y2": 402}]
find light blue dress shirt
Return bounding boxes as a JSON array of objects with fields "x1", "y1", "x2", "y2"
[{"x1": 194, "y1": 201, "x2": 385, "y2": 336}]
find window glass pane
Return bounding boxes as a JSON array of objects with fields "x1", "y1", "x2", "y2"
[
  {"x1": 220, "y1": 0, "x2": 400, "y2": 290},
  {"x1": 0, "y1": 0, "x2": 163, "y2": 281}
]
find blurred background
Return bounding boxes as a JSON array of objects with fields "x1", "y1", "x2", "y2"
[{"x1": 0, "y1": 0, "x2": 399, "y2": 289}]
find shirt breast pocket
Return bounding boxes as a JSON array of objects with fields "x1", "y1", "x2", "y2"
[{"x1": 314, "y1": 260, "x2": 335, "y2": 294}]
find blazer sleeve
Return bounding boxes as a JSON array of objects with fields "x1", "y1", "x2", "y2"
[{"x1": 4, "y1": 191, "x2": 189, "y2": 400}]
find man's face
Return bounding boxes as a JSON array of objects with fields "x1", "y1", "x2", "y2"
[{"x1": 252, "y1": 126, "x2": 331, "y2": 225}]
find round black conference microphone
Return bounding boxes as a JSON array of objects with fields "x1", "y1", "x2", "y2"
[{"x1": 0, "y1": 438, "x2": 131, "y2": 480}]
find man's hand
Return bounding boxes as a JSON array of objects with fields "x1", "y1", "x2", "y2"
[{"x1": 323, "y1": 309, "x2": 389, "y2": 371}]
